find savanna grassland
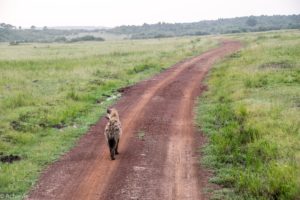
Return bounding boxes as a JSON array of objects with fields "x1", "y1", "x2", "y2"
[
  {"x1": 197, "y1": 30, "x2": 300, "y2": 199},
  {"x1": 0, "y1": 37, "x2": 217, "y2": 199},
  {"x1": 1, "y1": 29, "x2": 299, "y2": 200}
]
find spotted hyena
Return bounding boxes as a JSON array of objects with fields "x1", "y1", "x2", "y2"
[{"x1": 104, "y1": 108, "x2": 122, "y2": 160}]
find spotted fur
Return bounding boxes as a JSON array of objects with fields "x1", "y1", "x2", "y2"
[{"x1": 104, "y1": 108, "x2": 122, "y2": 160}]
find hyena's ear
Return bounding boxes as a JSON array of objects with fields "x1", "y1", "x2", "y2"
[{"x1": 107, "y1": 108, "x2": 111, "y2": 114}]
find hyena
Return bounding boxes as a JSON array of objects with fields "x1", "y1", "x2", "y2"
[{"x1": 104, "y1": 108, "x2": 122, "y2": 160}]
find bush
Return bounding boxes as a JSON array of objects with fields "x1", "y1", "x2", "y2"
[
  {"x1": 54, "y1": 36, "x2": 67, "y2": 42},
  {"x1": 127, "y1": 63, "x2": 158, "y2": 74},
  {"x1": 69, "y1": 35, "x2": 104, "y2": 42},
  {"x1": 9, "y1": 41, "x2": 19, "y2": 45}
]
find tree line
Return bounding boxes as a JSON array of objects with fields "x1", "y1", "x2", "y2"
[
  {"x1": 0, "y1": 24, "x2": 105, "y2": 43},
  {"x1": 109, "y1": 15, "x2": 300, "y2": 39},
  {"x1": 1, "y1": 14, "x2": 299, "y2": 42}
]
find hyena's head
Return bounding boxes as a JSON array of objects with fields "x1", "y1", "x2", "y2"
[{"x1": 106, "y1": 108, "x2": 119, "y2": 121}]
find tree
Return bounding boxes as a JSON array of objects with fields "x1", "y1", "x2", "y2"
[
  {"x1": 0, "y1": 23, "x2": 15, "y2": 29},
  {"x1": 30, "y1": 25, "x2": 36, "y2": 30},
  {"x1": 246, "y1": 17, "x2": 257, "y2": 27}
]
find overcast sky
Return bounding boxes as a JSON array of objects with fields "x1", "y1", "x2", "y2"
[{"x1": 0, "y1": 0, "x2": 299, "y2": 28}]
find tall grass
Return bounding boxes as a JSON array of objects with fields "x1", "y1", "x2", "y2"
[
  {"x1": 0, "y1": 36, "x2": 217, "y2": 199},
  {"x1": 197, "y1": 30, "x2": 300, "y2": 199}
]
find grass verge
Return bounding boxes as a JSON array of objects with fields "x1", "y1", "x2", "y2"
[{"x1": 196, "y1": 30, "x2": 300, "y2": 200}]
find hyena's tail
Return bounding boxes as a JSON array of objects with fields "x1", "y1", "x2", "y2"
[{"x1": 108, "y1": 138, "x2": 116, "y2": 150}]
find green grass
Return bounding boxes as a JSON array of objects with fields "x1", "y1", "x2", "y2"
[
  {"x1": 197, "y1": 30, "x2": 300, "y2": 199},
  {"x1": 0, "y1": 36, "x2": 217, "y2": 199},
  {"x1": 137, "y1": 130, "x2": 145, "y2": 141}
]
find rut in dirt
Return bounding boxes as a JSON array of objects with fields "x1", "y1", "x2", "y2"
[{"x1": 27, "y1": 41, "x2": 241, "y2": 200}]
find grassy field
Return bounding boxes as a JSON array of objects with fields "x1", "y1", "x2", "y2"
[
  {"x1": 197, "y1": 30, "x2": 300, "y2": 199},
  {"x1": 0, "y1": 36, "x2": 217, "y2": 199}
]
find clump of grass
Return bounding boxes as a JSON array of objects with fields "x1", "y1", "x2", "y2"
[
  {"x1": 4, "y1": 92, "x2": 35, "y2": 108},
  {"x1": 197, "y1": 31, "x2": 300, "y2": 199},
  {"x1": 66, "y1": 88, "x2": 80, "y2": 101},
  {"x1": 127, "y1": 63, "x2": 159, "y2": 75},
  {"x1": 93, "y1": 69, "x2": 121, "y2": 79},
  {"x1": 259, "y1": 60, "x2": 293, "y2": 69},
  {"x1": 243, "y1": 75, "x2": 268, "y2": 88},
  {"x1": 137, "y1": 130, "x2": 145, "y2": 140},
  {"x1": 229, "y1": 51, "x2": 242, "y2": 59}
]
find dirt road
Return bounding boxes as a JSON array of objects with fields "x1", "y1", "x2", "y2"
[{"x1": 27, "y1": 41, "x2": 241, "y2": 200}]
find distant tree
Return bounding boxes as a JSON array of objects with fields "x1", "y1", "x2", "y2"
[
  {"x1": 30, "y1": 25, "x2": 36, "y2": 30},
  {"x1": 246, "y1": 17, "x2": 257, "y2": 27},
  {"x1": 0, "y1": 23, "x2": 15, "y2": 29},
  {"x1": 19, "y1": 26, "x2": 22, "y2": 30},
  {"x1": 9, "y1": 41, "x2": 19, "y2": 45},
  {"x1": 54, "y1": 36, "x2": 67, "y2": 42},
  {"x1": 69, "y1": 35, "x2": 105, "y2": 42},
  {"x1": 194, "y1": 31, "x2": 209, "y2": 35},
  {"x1": 43, "y1": 26, "x2": 48, "y2": 31}
]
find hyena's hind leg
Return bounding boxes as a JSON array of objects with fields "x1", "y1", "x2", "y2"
[
  {"x1": 110, "y1": 148, "x2": 115, "y2": 160},
  {"x1": 108, "y1": 138, "x2": 116, "y2": 160},
  {"x1": 115, "y1": 139, "x2": 120, "y2": 155}
]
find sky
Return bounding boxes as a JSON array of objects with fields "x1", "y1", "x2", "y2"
[{"x1": 0, "y1": 0, "x2": 299, "y2": 28}]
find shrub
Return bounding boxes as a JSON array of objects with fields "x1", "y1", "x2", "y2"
[
  {"x1": 69, "y1": 35, "x2": 104, "y2": 42},
  {"x1": 127, "y1": 63, "x2": 158, "y2": 74},
  {"x1": 9, "y1": 41, "x2": 19, "y2": 45}
]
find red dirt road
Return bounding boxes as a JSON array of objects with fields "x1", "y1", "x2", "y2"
[{"x1": 27, "y1": 41, "x2": 241, "y2": 200}]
